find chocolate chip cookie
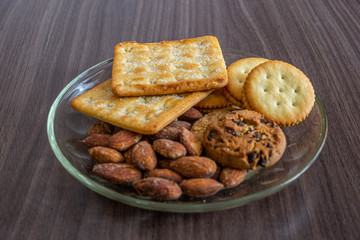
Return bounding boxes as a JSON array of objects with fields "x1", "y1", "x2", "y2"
[
  {"x1": 203, "y1": 109, "x2": 286, "y2": 170},
  {"x1": 190, "y1": 106, "x2": 241, "y2": 142}
]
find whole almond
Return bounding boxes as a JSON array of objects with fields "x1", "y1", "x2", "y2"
[
  {"x1": 170, "y1": 156, "x2": 217, "y2": 178},
  {"x1": 88, "y1": 121, "x2": 114, "y2": 135},
  {"x1": 109, "y1": 130, "x2": 142, "y2": 152},
  {"x1": 81, "y1": 134, "x2": 111, "y2": 148},
  {"x1": 133, "y1": 177, "x2": 182, "y2": 200},
  {"x1": 153, "y1": 139, "x2": 186, "y2": 159},
  {"x1": 168, "y1": 120, "x2": 192, "y2": 130},
  {"x1": 220, "y1": 168, "x2": 247, "y2": 188},
  {"x1": 89, "y1": 146, "x2": 124, "y2": 163},
  {"x1": 151, "y1": 126, "x2": 180, "y2": 141},
  {"x1": 179, "y1": 127, "x2": 202, "y2": 156},
  {"x1": 131, "y1": 141, "x2": 157, "y2": 171},
  {"x1": 148, "y1": 169, "x2": 183, "y2": 183},
  {"x1": 151, "y1": 121, "x2": 191, "y2": 141},
  {"x1": 180, "y1": 178, "x2": 223, "y2": 197},
  {"x1": 123, "y1": 147, "x2": 133, "y2": 164},
  {"x1": 157, "y1": 159, "x2": 174, "y2": 169},
  {"x1": 92, "y1": 163, "x2": 142, "y2": 184},
  {"x1": 179, "y1": 108, "x2": 203, "y2": 121}
]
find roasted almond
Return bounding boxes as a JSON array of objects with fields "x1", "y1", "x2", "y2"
[
  {"x1": 180, "y1": 178, "x2": 223, "y2": 197},
  {"x1": 179, "y1": 127, "x2": 202, "y2": 156},
  {"x1": 178, "y1": 108, "x2": 203, "y2": 121},
  {"x1": 170, "y1": 156, "x2": 217, "y2": 178},
  {"x1": 88, "y1": 121, "x2": 114, "y2": 135},
  {"x1": 133, "y1": 177, "x2": 182, "y2": 200},
  {"x1": 109, "y1": 130, "x2": 142, "y2": 152},
  {"x1": 81, "y1": 134, "x2": 111, "y2": 148},
  {"x1": 131, "y1": 141, "x2": 157, "y2": 171},
  {"x1": 92, "y1": 163, "x2": 142, "y2": 184},
  {"x1": 152, "y1": 139, "x2": 187, "y2": 159},
  {"x1": 157, "y1": 159, "x2": 174, "y2": 169},
  {"x1": 123, "y1": 147, "x2": 133, "y2": 164},
  {"x1": 151, "y1": 125, "x2": 180, "y2": 141},
  {"x1": 220, "y1": 168, "x2": 247, "y2": 188},
  {"x1": 148, "y1": 169, "x2": 183, "y2": 183},
  {"x1": 89, "y1": 146, "x2": 124, "y2": 163},
  {"x1": 151, "y1": 121, "x2": 192, "y2": 141},
  {"x1": 168, "y1": 120, "x2": 192, "y2": 130}
]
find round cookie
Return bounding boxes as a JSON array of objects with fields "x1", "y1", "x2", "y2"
[
  {"x1": 225, "y1": 58, "x2": 269, "y2": 108},
  {"x1": 243, "y1": 60, "x2": 315, "y2": 126},
  {"x1": 203, "y1": 109, "x2": 286, "y2": 170},
  {"x1": 190, "y1": 106, "x2": 241, "y2": 142},
  {"x1": 195, "y1": 89, "x2": 232, "y2": 110}
]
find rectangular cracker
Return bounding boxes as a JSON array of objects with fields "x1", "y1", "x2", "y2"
[
  {"x1": 111, "y1": 36, "x2": 228, "y2": 97},
  {"x1": 70, "y1": 80, "x2": 213, "y2": 134}
]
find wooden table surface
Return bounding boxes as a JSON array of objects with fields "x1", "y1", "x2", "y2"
[{"x1": 1, "y1": 0, "x2": 359, "y2": 239}]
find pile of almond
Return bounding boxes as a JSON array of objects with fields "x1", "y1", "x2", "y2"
[{"x1": 81, "y1": 108, "x2": 247, "y2": 200}]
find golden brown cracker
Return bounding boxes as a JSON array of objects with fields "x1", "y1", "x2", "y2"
[
  {"x1": 226, "y1": 58, "x2": 269, "y2": 103},
  {"x1": 70, "y1": 80, "x2": 212, "y2": 134},
  {"x1": 195, "y1": 89, "x2": 232, "y2": 109},
  {"x1": 221, "y1": 87, "x2": 244, "y2": 108},
  {"x1": 244, "y1": 60, "x2": 315, "y2": 126},
  {"x1": 111, "y1": 36, "x2": 228, "y2": 97}
]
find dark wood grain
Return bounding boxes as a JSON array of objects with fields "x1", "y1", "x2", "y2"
[{"x1": 1, "y1": 0, "x2": 359, "y2": 239}]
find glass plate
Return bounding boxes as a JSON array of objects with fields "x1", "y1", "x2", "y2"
[{"x1": 47, "y1": 49, "x2": 327, "y2": 213}]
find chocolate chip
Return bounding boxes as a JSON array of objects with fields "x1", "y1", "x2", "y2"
[
  {"x1": 247, "y1": 152, "x2": 258, "y2": 163},
  {"x1": 260, "y1": 118, "x2": 267, "y2": 124},
  {"x1": 207, "y1": 131, "x2": 215, "y2": 141},
  {"x1": 253, "y1": 133, "x2": 260, "y2": 141},
  {"x1": 245, "y1": 129, "x2": 253, "y2": 134},
  {"x1": 267, "y1": 143, "x2": 272, "y2": 148},
  {"x1": 259, "y1": 157, "x2": 267, "y2": 167},
  {"x1": 226, "y1": 128, "x2": 237, "y2": 136},
  {"x1": 232, "y1": 119, "x2": 245, "y2": 126}
]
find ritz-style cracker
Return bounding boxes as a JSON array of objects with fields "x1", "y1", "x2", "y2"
[
  {"x1": 224, "y1": 57, "x2": 269, "y2": 108},
  {"x1": 243, "y1": 60, "x2": 315, "y2": 126}
]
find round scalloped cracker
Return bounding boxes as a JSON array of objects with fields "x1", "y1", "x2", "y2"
[
  {"x1": 195, "y1": 89, "x2": 232, "y2": 109},
  {"x1": 221, "y1": 87, "x2": 244, "y2": 108},
  {"x1": 241, "y1": 92, "x2": 251, "y2": 110},
  {"x1": 196, "y1": 108, "x2": 217, "y2": 114},
  {"x1": 196, "y1": 106, "x2": 238, "y2": 114},
  {"x1": 225, "y1": 57, "x2": 269, "y2": 105},
  {"x1": 244, "y1": 60, "x2": 315, "y2": 127}
]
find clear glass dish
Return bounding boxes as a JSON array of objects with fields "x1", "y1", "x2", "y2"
[{"x1": 47, "y1": 49, "x2": 327, "y2": 213}]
